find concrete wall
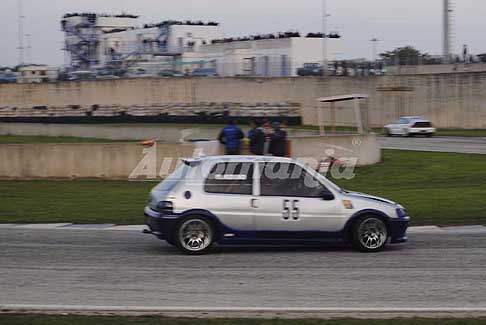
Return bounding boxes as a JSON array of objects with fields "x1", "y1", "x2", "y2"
[
  {"x1": 1, "y1": 74, "x2": 486, "y2": 128},
  {"x1": 290, "y1": 134, "x2": 380, "y2": 167},
  {"x1": 0, "y1": 123, "x2": 316, "y2": 142},
  {"x1": 387, "y1": 63, "x2": 486, "y2": 75},
  {"x1": 0, "y1": 142, "x2": 199, "y2": 180},
  {"x1": 0, "y1": 135, "x2": 379, "y2": 179}
]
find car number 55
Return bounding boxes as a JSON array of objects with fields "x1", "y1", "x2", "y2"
[{"x1": 283, "y1": 200, "x2": 300, "y2": 221}]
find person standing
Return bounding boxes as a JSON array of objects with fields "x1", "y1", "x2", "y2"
[
  {"x1": 269, "y1": 121, "x2": 288, "y2": 157},
  {"x1": 248, "y1": 120, "x2": 265, "y2": 156},
  {"x1": 218, "y1": 120, "x2": 244, "y2": 155}
]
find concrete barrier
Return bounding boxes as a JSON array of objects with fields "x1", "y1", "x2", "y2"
[
  {"x1": 0, "y1": 123, "x2": 317, "y2": 142},
  {"x1": 290, "y1": 134, "x2": 381, "y2": 167},
  {"x1": 1, "y1": 74, "x2": 486, "y2": 129},
  {"x1": 0, "y1": 142, "x2": 200, "y2": 180},
  {"x1": 0, "y1": 134, "x2": 379, "y2": 179}
]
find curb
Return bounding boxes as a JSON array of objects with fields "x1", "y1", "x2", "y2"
[
  {"x1": 2, "y1": 304, "x2": 486, "y2": 314},
  {"x1": 0, "y1": 224, "x2": 485, "y2": 233}
]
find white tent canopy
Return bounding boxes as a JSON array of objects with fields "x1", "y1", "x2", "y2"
[{"x1": 316, "y1": 94, "x2": 370, "y2": 135}]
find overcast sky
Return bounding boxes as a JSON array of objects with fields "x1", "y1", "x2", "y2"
[{"x1": 1, "y1": 0, "x2": 484, "y2": 66}]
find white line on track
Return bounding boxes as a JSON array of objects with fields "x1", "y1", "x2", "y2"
[
  {"x1": 2, "y1": 304, "x2": 486, "y2": 313},
  {"x1": 0, "y1": 224, "x2": 485, "y2": 233}
]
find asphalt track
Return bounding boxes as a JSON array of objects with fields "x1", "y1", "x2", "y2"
[
  {"x1": 1, "y1": 226, "x2": 486, "y2": 317},
  {"x1": 379, "y1": 136, "x2": 486, "y2": 154}
]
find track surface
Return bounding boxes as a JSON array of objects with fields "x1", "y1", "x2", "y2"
[
  {"x1": 379, "y1": 136, "x2": 486, "y2": 154},
  {"x1": 1, "y1": 228, "x2": 486, "y2": 311}
]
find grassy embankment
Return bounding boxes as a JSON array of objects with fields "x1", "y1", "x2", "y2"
[{"x1": 0, "y1": 150, "x2": 485, "y2": 226}]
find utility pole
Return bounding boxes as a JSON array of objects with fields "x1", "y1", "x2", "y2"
[
  {"x1": 371, "y1": 38, "x2": 380, "y2": 62},
  {"x1": 322, "y1": 0, "x2": 330, "y2": 76},
  {"x1": 17, "y1": 0, "x2": 25, "y2": 65}
]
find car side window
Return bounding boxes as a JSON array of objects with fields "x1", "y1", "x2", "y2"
[
  {"x1": 204, "y1": 162, "x2": 254, "y2": 195},
  {"x1": 260, "y1": 163, "x2": 326, "y2": 198}
]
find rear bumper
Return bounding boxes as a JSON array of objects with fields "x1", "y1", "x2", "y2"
[
  {"x1": 409, "y1": 127, "x2": 436, "y2": 134},
  {"x1": 389, "y1": 216, "x2": 411, "y2": 244},
  {"x1": 144, "y1": 206, "x2": 180, "y2": 240}
]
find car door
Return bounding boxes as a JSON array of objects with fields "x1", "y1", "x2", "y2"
[
  {"x1": 200, "y1": 161, "x2": 256, "y2": 236},
  {"x1": 253, "y1": 162, "x2": 344, "y2": 238}
]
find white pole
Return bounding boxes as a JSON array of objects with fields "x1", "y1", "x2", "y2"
[{"x1": 371, "y1": 38, "x2": 379, "y2": 62}]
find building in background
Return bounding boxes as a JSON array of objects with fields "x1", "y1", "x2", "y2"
[
  {"x1": 61, "y1": 13, "x2": 139, "y2": 69},
  {"x1": 62, "y1": 13, "x2": 341, "y2": 77},
  {"x1": 182, "y1": 32, "x2": 341, "y2": 77},
  {"x1": 17, "y1": 65, "x2": 59, "y2": 83}
]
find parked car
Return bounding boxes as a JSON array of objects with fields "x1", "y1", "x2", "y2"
[
  {"x1": 127, "y1": 68, "x2": 158, "y2": 79},
  {"x1": 158, "y1": 69, "x2": 185, "y2": 77},
  {"x1": 192, "y1": 68, "x2": 218, "y2": 77},
  {"x1": 384, "y1": 117, "x2": 436, "y2": 137},
  {"x1": 297, "y1": 63, "x2": 324, "y2": 76},
  {"x1": 67, "y1": 71, "x2": 97, "y2": 81},
  {"x1": 0, "y1": 72, "x2": 17, "y2": 83},
  {"x1": 144, "y1": 156, "x2": 410, "y2": 255}
]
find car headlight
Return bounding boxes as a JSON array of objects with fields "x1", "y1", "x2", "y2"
[
  {"x1": 156, "y1": 201, "x2": 174, "y2": 213},
  {"x1": 396, "y1": 207, "x2": 408, "y2": 218}
]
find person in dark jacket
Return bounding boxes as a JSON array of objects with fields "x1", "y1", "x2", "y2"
[
  {"x1": 269, "y1": 121, "x2": 288, "y2": 157},
  {"x1": 218, "y1": 120, "x2": 245, "y2": 155},
  {"x1": 248, "y1": 120, "x2": 265, "y2": 155}
]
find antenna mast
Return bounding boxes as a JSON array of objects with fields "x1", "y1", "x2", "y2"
[{"x1": 17, "y1": 0, "x2": 25, "y2": 65}]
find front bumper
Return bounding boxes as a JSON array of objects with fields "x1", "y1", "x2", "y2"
[{"x1": 389, "y1": 216, "x2": 411, "y2": 244}]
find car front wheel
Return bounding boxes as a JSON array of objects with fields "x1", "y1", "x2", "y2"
[
  {"x1": 352, "y1": 216, "x2": 388, "y2": 252},
  {"x1": 175, "y1": 216, "x2": 214, "y2": 255}
]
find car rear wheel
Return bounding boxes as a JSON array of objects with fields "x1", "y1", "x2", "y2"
[
  {"x1": 352, "y1": 216, "x2": 388, "y2": 252},
  {"x1": 175, "y1": 216, "x2": 214, "y2": 255},
  {"x1": 384, "y1": 128, "x2": 392, "y2": 137}
]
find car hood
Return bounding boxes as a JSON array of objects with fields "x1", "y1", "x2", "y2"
[{"x1": 344, "y1": 191, "x2": 396, "y2": 206}]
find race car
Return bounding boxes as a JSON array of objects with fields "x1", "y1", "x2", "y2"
[
  {"x1": 384, "y1": 116, "x2": 436, "y2": 137},
  {"x1": 144, "y1": 156, "x2": 410, "y2": 254}
]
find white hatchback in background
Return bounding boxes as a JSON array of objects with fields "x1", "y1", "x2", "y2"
[{"x1": 384, "y1": 117, "x2": 436, "y2": 137}]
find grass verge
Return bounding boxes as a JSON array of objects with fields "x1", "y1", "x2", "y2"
[
  {"x1": 331, "y1": 150, "x2": 486, "y2": 226},
  {"x1": 0, "y1": 315, "x2": 485, "y2": 325},
  {"x1": 0, "y1": 150, "x2": 485, "y2": 226},
  {"x1": 0, "y1": 135, "x2": 129, "y2": 144}
]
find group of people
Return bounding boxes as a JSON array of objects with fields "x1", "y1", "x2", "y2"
[{"x1": 218, "y1": 120, "x2": 288, "y2": 157}]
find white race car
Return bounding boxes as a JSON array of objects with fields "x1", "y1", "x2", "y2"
[
  {"x1": 384, "y1": 116, "x2": 436, "y2": 137},
  {"x1": 144, "y1": 156, "x2": 410, "y2": 254}
]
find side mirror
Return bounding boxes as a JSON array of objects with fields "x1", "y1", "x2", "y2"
[{"x1": 322, "y1": 189, "x2": 335, "y2": 201}]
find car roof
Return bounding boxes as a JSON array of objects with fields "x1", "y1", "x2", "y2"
[{"x1": 401, "y1": 116, "x2": 429, "y2": 121}]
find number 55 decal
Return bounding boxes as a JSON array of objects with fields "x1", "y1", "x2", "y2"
[{"x1": 283, "y1": 200, "x2": 300, "y2": 221}]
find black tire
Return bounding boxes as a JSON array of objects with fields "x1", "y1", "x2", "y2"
[
  {"x1": 385, "y1": 128, "x2": 392, "y2": 137},
  {"x1": 174, "y1": 216, "x2": 215, "y2": 255},
  {"x1": 426, "y1": 133, "x2": 433, "y2": 138},
  {"x1": 166, "y1": 239, "x2": 175, "y2": 246},
  {"x1": 351, "y1": 216, "x2": 388, "y2": 253}
]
